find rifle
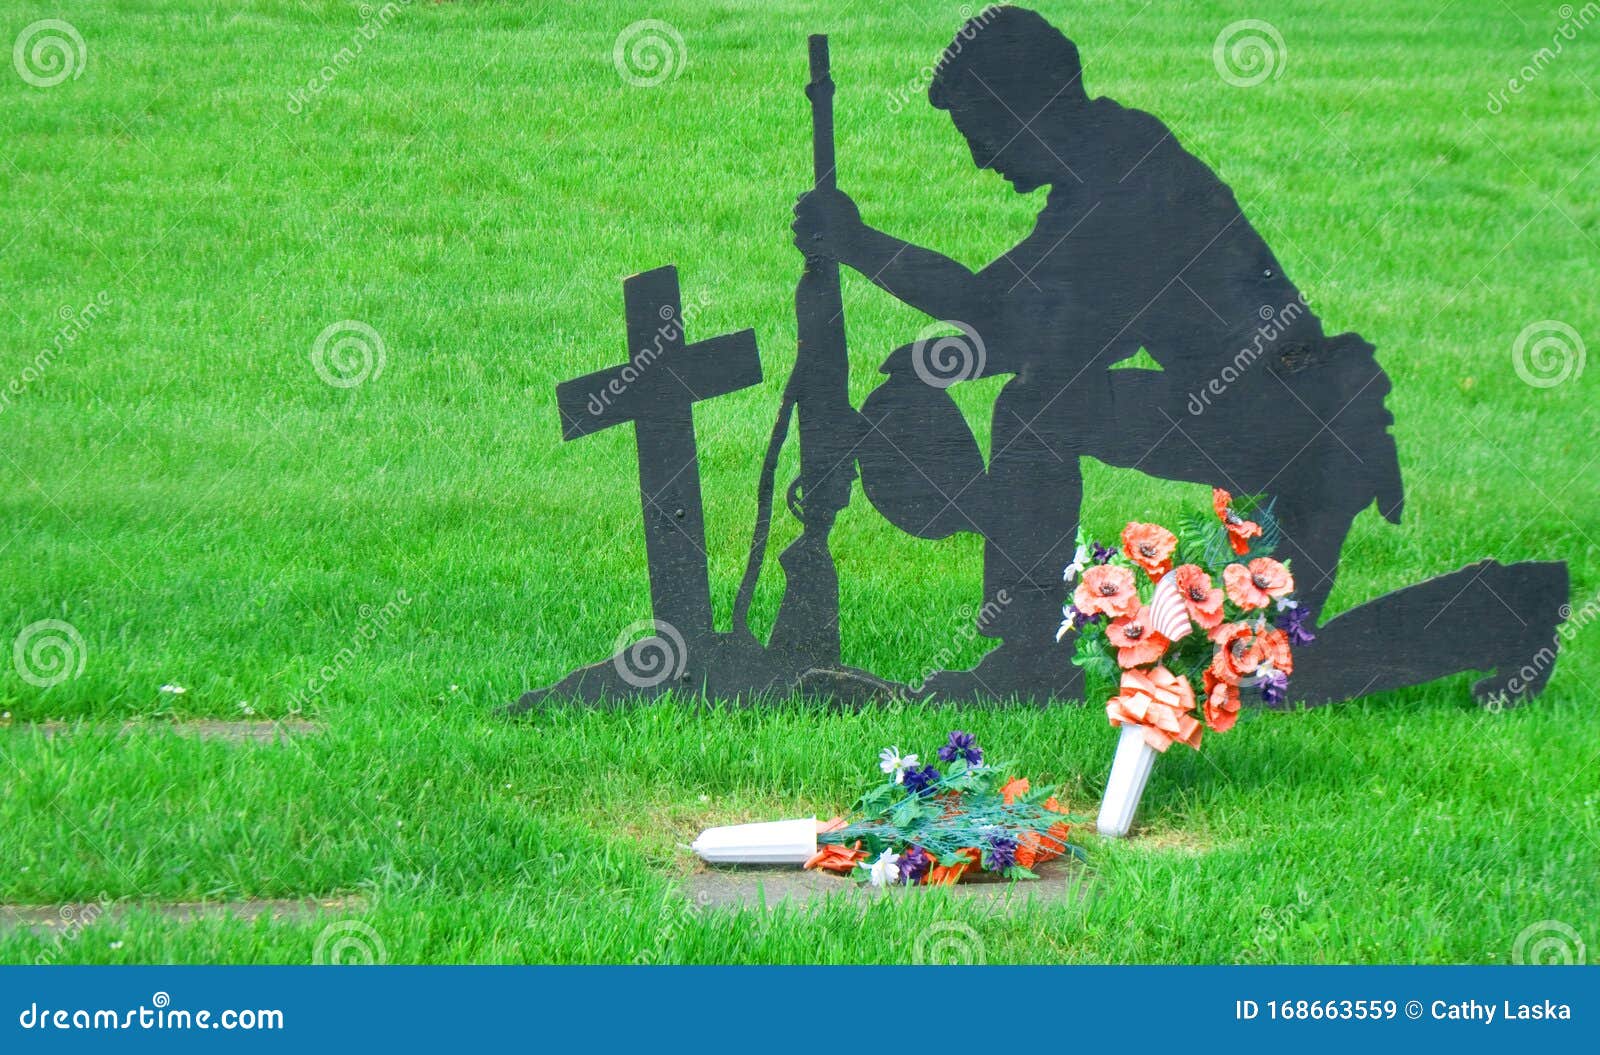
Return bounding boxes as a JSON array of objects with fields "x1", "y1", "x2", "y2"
[{"x1": 734, "y1": 35, "x2": 855, "y2": 670}]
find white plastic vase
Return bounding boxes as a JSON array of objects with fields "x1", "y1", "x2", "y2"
[
  {"x1": 691, "y1": 817, "x2": 818, "y2": 864},
  {"x1": 1097, "y1": 725, "x2": 1157, "y2": 838}
]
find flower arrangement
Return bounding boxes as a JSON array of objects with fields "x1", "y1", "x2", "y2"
[
  {"x1": 804, "y1": 730, "x2": 1080, "y2": 886},
  {"x1": 1060, "y1": 489, "x2": 1315, "y2": 753}
]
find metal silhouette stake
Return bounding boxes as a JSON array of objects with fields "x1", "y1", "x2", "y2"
[{"x1": 512, "y1": 8, "x2": 1568, "y2": 715}]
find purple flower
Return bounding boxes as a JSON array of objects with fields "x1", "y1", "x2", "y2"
[
  {"x1": 984, "y1": 831, "x2": 1018, "y2": 872},
  {"x1": 898, "y1": 845, "x2": 932, "y2": 884},
  {"x1": 1091, "y1": 541, "x2": 1116, "y2": 564},
  {"x1": 1277, "y1": 604, "x2": 1316, "y2": 646},
  {"x1": 936, "y1": 729, "x2": 983, "y2": 765},
  {"x1": 1260, "y1": 669, "x2": 1290, "y2": 706},
  {"x1": 1070, "y1": 604, "x2": 1106, "y2": 627},
  {"x1": 902, "y1": 764, "x2": 942, "y2": 795}
]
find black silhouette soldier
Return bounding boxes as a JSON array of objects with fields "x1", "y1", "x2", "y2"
[{"x1": 793, "y1": 6, "x2": 1566, "y2": 705}]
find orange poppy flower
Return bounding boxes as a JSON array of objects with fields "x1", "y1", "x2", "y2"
[
  {"x1": 1015, "y1": 830, "x2": 1040, "y2": 869},
  {"x1": 1106, "y1": 606, "x2": 1170, "y2": 668},
  {"x1": 1073, "y1": 563, "x2": 1139, "y2": 619},
  {"x1": 803, "y1": 840, "x2": 866, "y2": 873},
  {"x1": 1212, "y1": 488, "x2": 1262, "y2": 556},
  {"x1": 1202, "y1": 668, "x2": 1241, "y2": 732},
  {"x1": 1223, "y1": 563, "x2": 1266, "y2": 610},
  {"x1": 1000, "y1": 776, "x2": 1030, "y2": 805},
  {"x1": 1121, "y1": 521, "x2": 1177, "y2": 578},
  {"x1": 1225, "y1": 557, "x2": 1294, "y2": 611},
  {"x1": 1258, "y1": 626, "x2": 1294, "y2": 676},
  {"x1": 1037, "y1": 797, "x2": 1072, "y2": 863},
  {"x1": 1174, "y1": 563, "x2": 1225, "y2": 628},
  {"x1": 1208, "y1": 621, "x2": 1265, "y2": 685},
  {"x1": 1038, "y1": 822, "x2": 1073, "y2": 864},
  {"x1": 1106, "y1": 664, "x2": 1203, "y2": 752},
  {"x1": 926, "y1": 847, "x2": 978, "y2": 885}
]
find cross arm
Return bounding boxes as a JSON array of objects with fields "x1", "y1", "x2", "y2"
[{"x1": 556, "y1": 329, "x2": 763, "y2": 441}]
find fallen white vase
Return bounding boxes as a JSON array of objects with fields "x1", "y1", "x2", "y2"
[
  {"x1": 691, "y1": 817, "x2": 818, "y2": 864},
  {"x1": 1097, "y1": 724, "x2": 1158, "y2": 838}
]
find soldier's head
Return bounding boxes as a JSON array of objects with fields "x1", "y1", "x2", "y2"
[{"x1": 928, "y1": 6, "x2": 1089, "y2": 193}]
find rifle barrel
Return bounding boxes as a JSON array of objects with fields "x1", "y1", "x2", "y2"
[{"x1": 807, "y1": 35, "x2": 836, "y2": 191}]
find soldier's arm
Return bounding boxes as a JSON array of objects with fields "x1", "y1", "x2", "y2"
[
  {"x1": 794, "y1": 187, "x2": 990, "y2": 326},
  {"x1": 844, "y1": 225, "x2": 990, "y2": 326}
]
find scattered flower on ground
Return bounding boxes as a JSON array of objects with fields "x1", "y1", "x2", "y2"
[
  {"x1": 936, "y1": 729, "x2": 983, "y2": 765},
  {"x1": 866, "y1": 850, "x2": 901, "y2": 887},
  {"x1": 878, "y1": 746, "x2": 918, "y2": 784},
  {"x1": 807, "y1": 731, "x2": 1081, "y2": 885}
]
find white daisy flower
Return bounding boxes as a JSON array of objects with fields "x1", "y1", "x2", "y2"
[
  {"x1": 1055, "y1": 605, "x2": 1079, "y2": 642},
  {"x1": 866, "y1": 850, "x2": 901, "y2": 887},
  {"x1": 878, "y1": 747, "x2": 919, "y2": 784},
  {"x1": 1062, "y1": 543, "x2": 1092, "y2": 584}
]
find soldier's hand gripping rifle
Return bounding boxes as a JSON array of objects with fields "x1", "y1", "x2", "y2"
[{"x1": 734, "y1": 35, "x2": 857, "y2": 670}]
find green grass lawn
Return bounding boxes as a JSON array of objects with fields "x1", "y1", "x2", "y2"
[{"x1": 1, "y1": 0, "x2": 1597, "y2": 963}]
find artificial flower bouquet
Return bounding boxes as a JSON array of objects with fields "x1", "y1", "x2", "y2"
[
  {"x1": 1060, "y1": 489, "x2": 1315, "y2": 835},
  {"x1": 803, "y1": 730, "x2": 1081, "y2": 886}
]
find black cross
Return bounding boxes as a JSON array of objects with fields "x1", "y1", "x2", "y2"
[{"x1": 556, "y1": 265, "x2": 762, "y2": 639}]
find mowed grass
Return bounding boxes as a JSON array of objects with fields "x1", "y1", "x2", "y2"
[{"x1": 1, "y1": 0, "x2": 1598, "y2": 963}]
